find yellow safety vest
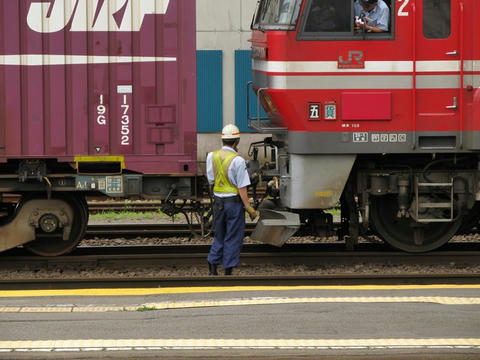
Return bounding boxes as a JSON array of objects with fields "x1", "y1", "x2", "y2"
[{"x1": 213, "y1": 150, "x2": 239, "y2": 194}]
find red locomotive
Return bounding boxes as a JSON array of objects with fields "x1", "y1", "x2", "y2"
[{"x1": 248, "y1": 0, "x2": 480, "y2": 251}]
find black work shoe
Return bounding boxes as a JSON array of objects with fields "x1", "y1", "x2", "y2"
[
  {"x1": 224, "y1": 268, "x2": 233, "y2": 276},
  {"x1": 208, "y1": 262, "x2": 218, "y2": 276}
]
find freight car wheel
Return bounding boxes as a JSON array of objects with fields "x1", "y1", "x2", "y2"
[
  {"x1": 370, "y1": 195, "x2": 462, "y2": 253},
  {"x1": 23, "y1": 193, "x2": 88, "y2": 257}
]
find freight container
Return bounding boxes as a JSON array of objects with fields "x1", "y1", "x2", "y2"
[{"x1": 0, "y1": 0, "x2": 198, "y2": 256}]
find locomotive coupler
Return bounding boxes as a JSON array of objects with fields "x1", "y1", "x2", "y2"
[
  {"x1": 266, "y1": 177, "x2": 280, "y2": 198},
  {"x1": 248, "y1": 137, "x2": 282, "y2": 177}
]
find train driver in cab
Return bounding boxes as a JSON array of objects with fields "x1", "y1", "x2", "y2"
[{"x1": 354, "y1": 0, "x2": 389, "y2": 33}]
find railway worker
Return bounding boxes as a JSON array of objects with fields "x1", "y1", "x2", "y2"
[
  {"x1": 354, "y1": 0, "x2": 389, "y2": 33},
  {"x1": 206, "y1": 125, "x2": 259, "y2": 276}
]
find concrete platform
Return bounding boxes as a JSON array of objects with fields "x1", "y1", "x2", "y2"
[{"x1": 0, "y1": 284, "x2": 479, "y2": 359}]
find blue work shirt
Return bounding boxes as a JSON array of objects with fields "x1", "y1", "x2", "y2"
[
  {"x1": 206, "y1": 146, "x2": 251, "y2": 198},
  {"x1": 354, "y1": 0, "x2": 390, "y2": 32}
]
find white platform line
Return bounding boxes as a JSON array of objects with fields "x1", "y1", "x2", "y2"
[{"x1": 1, "y1": 338, "x2": 480, "y2": 352}]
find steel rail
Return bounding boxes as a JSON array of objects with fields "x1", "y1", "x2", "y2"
[
  {"x1": 0, "y1": 273, "x2": 479, "y2": 291},
  {"x1": 2, "y1": 243, "x2": 480, "y2": 270},
  {"x1": 85, "y1": 223, "x2": 257, "y2": 238},
  {"x1": 85, "y1": 222, "x2": 480, "y2": 240}
]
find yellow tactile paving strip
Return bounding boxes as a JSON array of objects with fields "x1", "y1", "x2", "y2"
[
  {"x1": 1, "y1": 284, "x2": 480, "y2": 298},
  {"x1": 0, "y1": 296, "x2": 479, "y2": 313},
  {"x1": 0, "y1": 338, "x2": 479, "y2": 352}
]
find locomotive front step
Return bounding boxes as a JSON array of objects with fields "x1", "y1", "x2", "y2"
[
  {"x1": 414, "y1": 177, "x2": 454, "y2": 223},
  {"x1": 251, "y1": 209, "x2": 300, "y2": 247}
]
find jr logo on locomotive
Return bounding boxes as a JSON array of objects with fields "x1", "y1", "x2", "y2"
[{"x1": 27, "y1": 0, "x2": 171, "y2": 33}]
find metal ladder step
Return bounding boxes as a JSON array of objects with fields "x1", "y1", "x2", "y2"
[
  {"x1": 415, "y1": 177, "x2": 454, "y2": 222},
  {"x1": 417, "y1": 182, "x2": 453, "y2": 187},
  {"x1": 418, "y1": 202, "x2": 452, "y2": 209}
]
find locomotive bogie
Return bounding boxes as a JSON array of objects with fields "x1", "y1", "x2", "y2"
[{"x1": 361, "y1": 161, "x2": 475, "y2": 252}]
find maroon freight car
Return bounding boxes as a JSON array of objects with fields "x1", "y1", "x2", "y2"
[{"x1": 0, "y1": 0, "x2": 199, "y2": 255}]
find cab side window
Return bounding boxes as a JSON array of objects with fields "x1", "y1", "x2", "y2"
[
  {"x1": 423, "y1": 0, "x2": 451, "y2": 39},
  {"x1": 304, "y1": 0, "x2": 351, "y2": 33},
  {"x1": 299, "y1": 0, "x2": 394, "y2": 40}
]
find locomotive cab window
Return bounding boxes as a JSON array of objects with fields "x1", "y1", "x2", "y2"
[
  {"x1": 298, "y1": 0, "x2": 394, "y2": 40},
  {"x1": 423, "y1": 0, "x2": 451, "y2": 39},
  {"x1": 252, "y1": 0, "x2": 302, "y2": 30}
]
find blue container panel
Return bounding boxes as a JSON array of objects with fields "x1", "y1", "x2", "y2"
[{"x1": 197, "y1": 50, "x2": 223, "y2": 132}]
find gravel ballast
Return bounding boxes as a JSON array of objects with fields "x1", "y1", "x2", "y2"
[{"x1": 1, "y1": 218, "x2": 479, "y2": 280}]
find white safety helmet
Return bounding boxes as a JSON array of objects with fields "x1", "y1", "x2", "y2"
[{"x1": 221, "y1": 124, "x2": 241, "y2": 140}]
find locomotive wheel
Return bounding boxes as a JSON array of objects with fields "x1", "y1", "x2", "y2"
[
  {"x1": 370, "y1": 195, "x2": 462, "y2": 253},
  {"x1": 23, "y1": 193, "x2": 88, "y2": 257},
  {"x1": 457, "y1": 202, "x2": 480, "y2": 234}
]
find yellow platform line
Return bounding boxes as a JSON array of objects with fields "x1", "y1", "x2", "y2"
[
  {"x1": 1, "y1": 296, "x2": 480, "y2": 313},
  {"x1": 1, "y1": 284, "x2": 480, "y2": 298},
  {"x1": 0, "y1": 338, "x2": 479, "y2": 351}
]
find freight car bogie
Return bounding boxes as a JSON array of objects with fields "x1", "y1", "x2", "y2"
[
  {"x1": 0, "y1": 192, "x2": 88, "y2": 256},
  {"x1": 22, "y1": 193, "x2": 89, "y2": 256}
]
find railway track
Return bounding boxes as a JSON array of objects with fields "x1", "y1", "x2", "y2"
[
  {"x1": 1, "y1": 243, "x2": 479, "y2": 290},
  {"x1": 2, "y1": 243, "x2": 480, "y2": 269}
]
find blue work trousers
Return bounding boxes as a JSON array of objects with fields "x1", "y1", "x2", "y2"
[{"x1": 207, "y1": 201, "x2": 245, "y2": 269}]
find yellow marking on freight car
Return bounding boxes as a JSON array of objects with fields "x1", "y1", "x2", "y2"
[
  {"x1": 1, "y1": 296, "x2": 480, "y2": 313},
  {"x1": 0, "y1": 285, "x2": 480, "y2": 298},
  {"x1": 0, "y1": 338, "x2": 480, "y2": 352},
  {"x1": 74, "y1": 156, "x2": 125, "y2": 170}
]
